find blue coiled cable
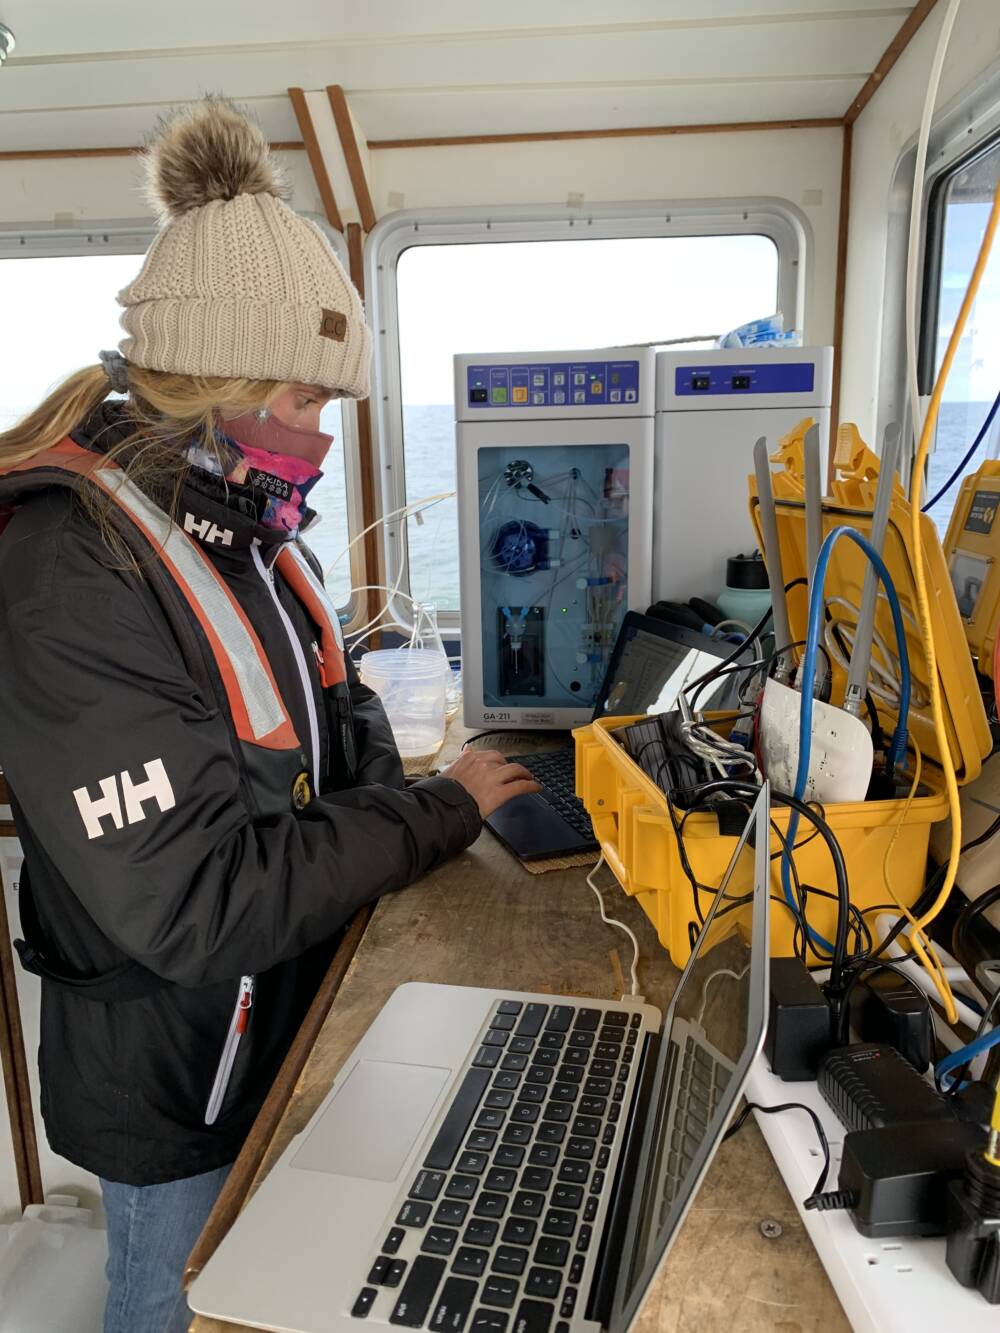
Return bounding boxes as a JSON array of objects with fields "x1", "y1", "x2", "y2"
[{"x1": 780, "y1": 526, "x2": 912, "y2": 955}]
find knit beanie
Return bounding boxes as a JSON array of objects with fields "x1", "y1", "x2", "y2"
[{"x1": 117, "y1": 98, "x2": 372, "y2": 398}]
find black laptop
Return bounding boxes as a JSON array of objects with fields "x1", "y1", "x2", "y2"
[{"x1": 484, "y1": 611, "x2": 753, "y2": 861}]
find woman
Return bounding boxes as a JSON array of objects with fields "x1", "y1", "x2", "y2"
[{"x1": 0, "y1": 98, "x2": 536, "y2": 1333}]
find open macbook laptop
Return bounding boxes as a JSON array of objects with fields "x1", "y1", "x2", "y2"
[
  {"x1": 485, "y1": 610, "x2": 755, "y2": 861},
  {"x1": 188, "y1": 785, "x2": 770, "y2": 1333}
]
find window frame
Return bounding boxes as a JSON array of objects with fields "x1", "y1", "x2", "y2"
[
  {"x1": 365, "y1": 199, "x2": 806, "y2": 633},
  {"x1": 918, "y1": 126, "x2": 1000, "y2": 393},
  {"x1": 877, "y1": 58, "x2": 1000, "y2": 467},
  {"x1": 0, "y1": 216, "x2": 365, "y2": 617}
]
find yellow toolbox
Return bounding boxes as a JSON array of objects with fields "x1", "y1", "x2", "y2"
[
  {"x1": 575, "y1": 714, "x2": 948, "y2": 963},
  {"x1": 575, "y1": 421, "x2": 992, "y2": 965}
]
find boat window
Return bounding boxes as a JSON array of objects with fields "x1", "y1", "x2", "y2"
[
  {"x1": 376, "y1": 227, "x2": 783, "y2": 622},
  {"x1": 921, "y1": 131, "x2": 1000, "y2": 536},
  {"x1": 0, "y1": 228, "x2": 359, "y2": 610}
]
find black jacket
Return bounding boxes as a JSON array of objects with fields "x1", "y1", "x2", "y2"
[{"x1": 0, "y1": 408, "x2": 480, "y2": 1184}]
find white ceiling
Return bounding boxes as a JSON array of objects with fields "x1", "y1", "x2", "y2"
[{"x1": 0, "y1": 1, "x2": 914, "y2": 151}]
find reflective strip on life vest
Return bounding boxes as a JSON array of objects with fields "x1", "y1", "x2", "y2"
[
  {"x1": 91, "y1": 466, "x2": 298, "y2": 749},
  {"x1": 275, "y1": 545, "x2": 348, "y2": 688}
]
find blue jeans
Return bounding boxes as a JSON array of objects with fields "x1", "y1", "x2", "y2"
[{"x1": 101, "y1": 1164, "x2": 231, "y2": 1333}]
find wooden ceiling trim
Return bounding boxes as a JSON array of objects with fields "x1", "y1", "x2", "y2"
[
  {"x1": 288, "y1": 86, "x2": 344, "y2": 231},
  {"x1": 367, "y1": 117, "x2": 844, "y2": 150},
  {"x1": 0, "y1": 142, "x2": 304, "y2": 162},
  {"x1": 844, "y1": 0, "x2": 940, "y2": 125},
  {"x1": 327, "y1": 84, "x2": 378, "y2": 234}
]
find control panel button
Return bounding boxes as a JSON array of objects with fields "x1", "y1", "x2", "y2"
[
  {"x1": 573, "y1": 372, "x2": 586, "y2": 386},
  {"x1": 609, "y1": 390, "x2": 621, "y2": 403},
  {"x1": 531, "y1": 391, "x2": 545, "y2": 405},
  {"x1": 573, "y1": 391, "x2": 586, "y2": 404},
  {"x1": 470, "y1": 388, "x2": 488, "y2": 404},
  {"x1": 624, "y1": 389, "x2": 637, "y2": 402},
  {"x1": 512, "y1": 387, "x2": 528, "y2": 404},
  {"x1": 532, "y1": 373, "x2": 546, "y2": 387},
  {"x1": 590, "y1": 382, "x2": 603, "y2": 395},
  {"x1": 553, "y1": 391, "x2": 565, "y2": 405},
  {"x1": 492, "y1": 388, "x2": 508, "y2": 404},
  {"x1": 553, "y1": 372, "x2": 566, "y2": 386}
]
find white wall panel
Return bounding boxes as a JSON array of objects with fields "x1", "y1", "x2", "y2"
[
  {"x1": 368, "y1": 127, "x2": 843, "y2": 343},
  {"x1": 0, "y1": 152, "x2": 320, "y2": 226},
  {"x1": 352, "y1": 81, "x2": 861, "y2": 140}
]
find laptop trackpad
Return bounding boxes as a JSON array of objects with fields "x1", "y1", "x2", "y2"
[{"x1": 291, "y1": 1060, "x2": 450, "y2": 1181}]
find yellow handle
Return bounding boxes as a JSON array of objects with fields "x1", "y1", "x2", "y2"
[{"x1": 591, "y1": 815, "x2": 629, "y2": 887}]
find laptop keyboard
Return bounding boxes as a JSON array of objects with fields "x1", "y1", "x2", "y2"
[
  {"x1": 658, "y1": 1030, "x2": 732, "y2": 1219},
  {"x1": 514, "y1": 752, "x2": 595, "y2": 842},
  {"x1": 351, "y1": 1000, "x2": 644, "y2": 1333}
]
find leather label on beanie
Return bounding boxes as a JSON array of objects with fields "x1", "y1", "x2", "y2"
[{"x1": 319, "y1": 308, "x2": 348, "y2": 342}]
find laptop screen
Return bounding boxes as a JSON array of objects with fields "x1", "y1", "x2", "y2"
[
  {"x1": 609, "y1": 784, "x2": 770, "y2": 1333},
  {"x1": 594, "y1": 614, "x2": 753, "y2": 720}
]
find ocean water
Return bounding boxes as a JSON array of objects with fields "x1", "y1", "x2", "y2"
[
  {"x1": 923, "y1": 401, "x2": 996, "y2": 536},
  {"x1": 341, "y1": 400, "x2": 997, "y2": 614},
  {"x1": 17, "y1": 398, "x2": 979, "y2": 613}
]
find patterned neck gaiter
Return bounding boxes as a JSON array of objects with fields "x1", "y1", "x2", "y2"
[
  {"x1": 221, "y1": 439, "x2": 323, "y2": 534},
  {"x1": 191, "y1": 434, "x2": 324, "y2": 535}
]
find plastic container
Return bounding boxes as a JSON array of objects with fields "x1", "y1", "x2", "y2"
[
  {"x1": 409, "y1": 602, "x2": 461, "y2": 719},
  {"x1": 575, "y1": 716, "x2": 948, "y2": 965},
  {"x1": 359, "y1": 649, "x2": 451, "y2": 758},
  {"x1": 716, "y1": 553, "x2": 772, "y2": 633},
  {"x1": 0, "y1": 1196, "x2": 107, "y2": 1333}
]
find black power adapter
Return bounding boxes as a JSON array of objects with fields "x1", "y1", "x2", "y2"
[
  {"x1": 947, "y1": 1150, "x2": 1000, "y2": 1304},
  {"x1": 831, "y1": 1120, "x2": 986, "y2": 1237},
  {"x1": 818, "y1": 1043, "x2": 956, "y2": 1133},
  {"x1": 764, "y1": 957, "x2": 831, "y2": 1081},
  {"x1": 847, "y1": 969, "x2": 933, "y2": 1073}
]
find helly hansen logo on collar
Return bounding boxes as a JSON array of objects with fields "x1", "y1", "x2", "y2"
[
  {"x1": 73, "y1": 759, "x2": 176, "y2": 840},
  {"x1": 184, "y1": 513, "x2": 234, "y2": 546}
]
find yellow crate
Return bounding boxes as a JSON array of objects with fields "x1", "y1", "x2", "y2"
[{"x1": 574, "y1": 716, "x2": 949, "y2": 965}]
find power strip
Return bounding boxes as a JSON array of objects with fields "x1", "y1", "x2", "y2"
[{"x1": 745, "y1": 1055, "x2": 995, "y2": 1331}]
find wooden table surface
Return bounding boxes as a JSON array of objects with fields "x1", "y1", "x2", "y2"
[{"x1": 191, "y1": 732, "x2": 849, "y2": 1333}]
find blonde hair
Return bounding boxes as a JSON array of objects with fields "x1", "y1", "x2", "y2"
[{"x1": 0, "y1": 362, "x2": 284, "y2": 567}]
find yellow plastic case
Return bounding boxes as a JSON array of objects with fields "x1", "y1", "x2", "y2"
[
  {"x1": 941, "y1": 459, "x2": 1000, "y2": 679},
  {"x1": 575, "y1": 716, "x2": 947, "y2": 963},
  {"x1": 751, "y1": 422, "x2": 991, "y2": 785},
  {"x1": 575, "y1": 420, "x2": 991, "y2": 965}
]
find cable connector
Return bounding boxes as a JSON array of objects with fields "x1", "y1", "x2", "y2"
[{"x1": 804, "y1": 1189, "x2": 857, "y2": 1212}]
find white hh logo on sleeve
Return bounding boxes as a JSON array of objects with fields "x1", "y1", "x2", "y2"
[
  {"x1": 183, "y1": 513, "x2": 234, "y2": 547},
  {"x1": 73, "y1": 759, "x2": 176, "y2": 840}
]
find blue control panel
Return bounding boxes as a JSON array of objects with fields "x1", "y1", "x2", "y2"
[
  {"x1": 467, "y1": 360, "x2": 641, "y2": 409},
  {"x1": 675, "y1": 361, "x2": 815, "y2": 396}
]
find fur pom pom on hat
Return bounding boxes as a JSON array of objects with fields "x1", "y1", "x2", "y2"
[{"x1": 118, "y1": 97, "x2": 372, "y2": 398}]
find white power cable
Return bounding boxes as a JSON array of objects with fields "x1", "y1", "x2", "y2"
[
  {"x1": 350, "y1": 554, "x2": 410, "y2": 640},
  {"x1": 904, "y1": 0, "x2": 963, "y2": 457},
  {"x1": 586, "y1": 855, "x2": 641, "y2": 997}
]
